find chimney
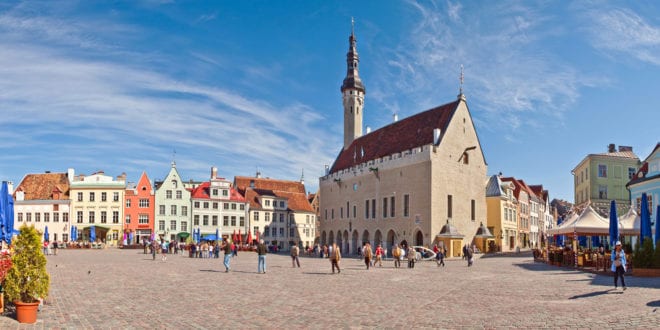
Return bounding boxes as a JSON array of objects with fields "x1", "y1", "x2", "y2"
[
  {"x1": 618, "y1": 146, "x2": 633, "y2": 152},
  {"x1": 366, "y1": 126, "x2": 371, "y2": 134},
  {"x1": 393, "y1": 113, "x2": 398, "y2": 122},
  {"x1": 608, "y1": 143, "x2": 616, "y2": 153},
  {"x1": 256, "y1": 171, "x2": 262, "y2": 179},
  {"x1": 67, "y1": 168, "x2": 75, "y2": 183},
  {"x1": 433, "y1": 128, "x2": 442, "y2": 145},
  {"x1": 7, "y1": 181, "x2": 13, "y2": 195},
  {"x1": 117, "y1": 172, "x2": 127, "y2": 182},
  {"x1": 211, "y1": 166, "x2": 218, "y2": 179}
]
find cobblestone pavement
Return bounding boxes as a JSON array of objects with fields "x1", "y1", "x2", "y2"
[{"x1": 1, "y1": 249, "x2": 659, "y2": 329}]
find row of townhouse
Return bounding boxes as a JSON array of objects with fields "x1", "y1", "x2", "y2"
[
  {"x1": 11, "y1": 163, "x2": 316, "y2": 250},
  {"x1": 485, "y1": 174, "x2": 554, "y2": 252}
]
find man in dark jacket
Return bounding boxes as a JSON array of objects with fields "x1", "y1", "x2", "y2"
[
  {"x1": 222, "y1": 240, "x2": 232, "y2": 272},
  {"x1": 256, "y1": 239, "x2": 268, "y2": 274}
]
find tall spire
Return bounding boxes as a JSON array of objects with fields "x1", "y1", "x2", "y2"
[
  {"x1": 458, "y1": 64, "x2": 466, "y2": 101},
  {"x1": 341, "y1": 18, "x2": 365, "y2": 94}
]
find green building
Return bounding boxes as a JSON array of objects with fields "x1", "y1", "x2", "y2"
[{"x1": 572, "y1": 144, "x2": 641, "y2": 216}]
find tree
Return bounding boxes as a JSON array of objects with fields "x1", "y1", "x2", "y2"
[{"x1": 3, "y1": 225, "x2": 50, "y2": 303}]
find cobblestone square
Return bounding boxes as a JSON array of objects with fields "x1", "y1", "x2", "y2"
[{"x1": 1, "y1": 249, "x2": 659, "y2": 329}]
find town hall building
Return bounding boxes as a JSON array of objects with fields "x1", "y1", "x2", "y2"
[{"x1": 319, "y1": 27, "x2": 488, "y2": 258}]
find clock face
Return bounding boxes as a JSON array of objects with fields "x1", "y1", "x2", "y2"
[{"x1": 353, "y1": 183, "x2": 358, "y2": 191}]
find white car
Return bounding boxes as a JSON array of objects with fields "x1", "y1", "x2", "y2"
[{"x1": 411, "y1": 246, "x2": 437, "y2": 261}]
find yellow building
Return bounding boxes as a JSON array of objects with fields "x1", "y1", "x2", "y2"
[
  {"x1": 69, "y1": 169, "x2": 126, "y2": 247},
  {"x1": 485, "y1": 175, "x2": 518, "y2": 252}
]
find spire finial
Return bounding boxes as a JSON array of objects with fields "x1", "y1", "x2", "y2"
[
  {"x1": 458, "y1": 64, "x2": 466, "y2": 100},
  {"x1": 351, "y1": 17, "x2": 355, "y2": 36}
]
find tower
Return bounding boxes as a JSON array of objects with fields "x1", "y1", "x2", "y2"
[{"x1": 341, "y1": 19, "x2": 366, "y2": 150}]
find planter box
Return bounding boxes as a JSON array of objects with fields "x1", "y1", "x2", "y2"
[{"x1": 632, "y1": 268, "x2": 660, "y2": 277}]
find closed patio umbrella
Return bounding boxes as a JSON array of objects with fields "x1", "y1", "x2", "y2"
[
  {"x1": 247, "y1": 230, "x2": 253, "y2": 245},
  {"x1": 44, "y1": 226, "x2": 49, "y2": 242},
  {"x1": 655, "y1": 205, "x2": 660, "y2": 248},
  {"x1": 90, "y1": 225, "x2": 96, "y2": 242},
  {"x1": 609, "y1": 200, "x2": 619, "y2": 248},
  {"x1": 640, "y1": 193, "x2": 652, "y2": 245}
]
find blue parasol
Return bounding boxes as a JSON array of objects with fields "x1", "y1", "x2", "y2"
[
  {"x1": 90, "y1": 225, "x2": 96, "y2": 242},
  {"x1": 215, "y1": 227, "x2": 219, "y2": 243},
  {"x1": 655, "y1": 205, "x2": 660, "y2": 248},
  {"x1": 591, "y1": 236, "x2": 600, "y2": 247},
  {"x1": 577, "y1": 236, "x2": 587, "y2": 247},
  {"x1": 609, "y1": 200, "x2": 619, "y2": 248},
  {"x1": 0, "y1": 181, "x2": 8, "y2": 243},
  {"x1": 640, "y1": 193, "x2": 651, "y2": 245},
  {"x1": 44, "y1": 225, "x2": 49, "y2": 242}
]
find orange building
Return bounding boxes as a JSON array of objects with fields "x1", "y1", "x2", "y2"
[{"x1": 124, "y1": 172, "x2": 155, "y2": 245}]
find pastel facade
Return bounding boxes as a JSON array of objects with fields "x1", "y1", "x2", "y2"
[
  {"x1": 573, "y1": 144, "x2": 641, "y2": 216},
  {"x1": 319, "y1": 29, "x2": 487, "y2": 257},
  {"x1": 190, "y1": 167, "x2": 248, "y2": 240},
  {"x1": 154, "y1": 162, "x2": 192, "y2": 242},
  {"x1": 235, "y1": 175, "x2": 316, "y2": 250},
  {"x1": 69, "y1": 169, "x2": 126, "y2": 246},
  {"x1": 14, "y1": 172, "x2": 71, "y2": 243},
  {"x1": 627, "y1": 143, "x2": 660, "y2": 232},
  {"x1": 124, "y1": 172, "x2": 155, "y2": 244},
  {"x1": 485, "y1": 175, "x2": 518, "y2": 251}
]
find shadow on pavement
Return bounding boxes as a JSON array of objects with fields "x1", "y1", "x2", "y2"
[
  {"x1": 569, "y1": 289, "x2": 618, "y2": 299},
  {"x1": 479, "y1": 251, "x2": 533, "y2": 259},
  {"x1": 302, "y1": 272, "x2": 334, "y2": 276},
  {"x1": 199, "y1": 269, "x2": 222, "y2": 273},
  {"x1": 647, "y1": 300, "x2": 660, "y2": 307}
]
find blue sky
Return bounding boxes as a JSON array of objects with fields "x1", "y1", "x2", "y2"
[{"x1": 0, "y1": 1, "x2": 658, "y2": 202}]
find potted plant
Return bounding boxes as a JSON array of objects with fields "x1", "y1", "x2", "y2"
[
  {"x1": 0, "y1": 249, "x2": 13, "y2": 313},
  {"x1": 3, "y1": 225, "x2": 50, "y2": 323}
]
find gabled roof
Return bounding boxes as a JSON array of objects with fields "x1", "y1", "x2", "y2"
[
  {"x1": 627, "y1": 142, "x2": 660, "y2": 187},
  {"x1": 190, "y1": 181, "x2": 246, "y2": 202},
  {"x1": 485, "y1": 175, "x2": 505, "y2": 197},
  {"x1": 15, "y1": 172, "x2": 70, "y2": 200},
  {"x1": 235, "y1": 176, "x2": 313, "y2": 212},
  {"x1": 330, "y1": 100, "x2": 461, "y2": 173}
]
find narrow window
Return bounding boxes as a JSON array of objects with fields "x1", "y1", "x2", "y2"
[{"x1": 447, "y1": 195, "x2": 453, "y2": 219}]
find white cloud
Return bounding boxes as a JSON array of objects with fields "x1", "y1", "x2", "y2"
[
  {"x1": 586, "y1": 7, "x2": 660, "y2": 65},
  {"x1": 370, "y1": 1, "x2": 595, "y2": 135},
  {"x1": 0, "y1": 10, "x2": 335, "y2": 192}
]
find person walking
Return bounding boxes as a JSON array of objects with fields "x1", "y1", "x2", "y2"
[
  {"x1": 392, "y1": 244, "x2": 402, "y2": 268},
  {"x1": 363, "y1": 243, "x2": 373, "y2": 270},
  {"x1": 222, "y1": 240, "x2": 232, "y2": 272},
  {"x1": 466, "y1": 244, "x2": 474, "y2": 267},
  {"x1": 611, "y1": 241, "x2": 627, "y2": 290},
  {"x1": 151, "y1": 240, "x2": 158, "y2": 261},
  {"x1": 256, "y1": 239, "x2": 268, "y2": 274},
  {"x1": 52, "y1": 241, "x2": 58, "y2": 256},
  {"x1": 161, "y1": 240, "x2": 168, "y2": 262},
  {"x1": 375, "y1": 244, "x2": 384, "y2": 267},
  {"x1": 291, "y1": 244, "x2": 301, "y2": 268},
  {"x1": 330, "y1": 242, "x2": 341, "y2": 274},
  {"x1": 436, "y1": 245, "x2": 445, "y2": 267},
  {"x1": 407, "y1": 246, "x2": 416, "y2": 268}
]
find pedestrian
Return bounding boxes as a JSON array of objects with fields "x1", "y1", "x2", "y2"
[
  {"x1": 466, "y1": 244, "x2": 474, "y2": 267},
  {"x1": 375, "y1": 244, "x2": 383, "y2": 267},
  {"x1": 256, "y1": 239, "x2": 268, "y2": 274},
  {"x1": 611, "y1": 241, "x2": 627, "y2": 290},
  {"x1": 52, "y1": 241, "x2": 58, "y2": 256},
  {"x1": 222, "y1": 240, "x2": 232, "y2": 272},
  {"x1": 436, "y1": 245, "x2": 445, "y2": 267},
  {"x1": 161, "y1": 240, "x2": 168, "y2": 262},
  {"x1": 407, "y1": 246, "x2": 416, "y2": 268},
  {"x1": 363, "y1": 243, "x2": 373, "y2": 270},
  {"x1": 462, "y1": 244, "x2": 468, "y2": 260},
  {"x1": 330, "y1": 242, "x2": 341, "y2": 274},
  {"x1": 43, "y1": 240, "x2": 49, "y2": 256},
  {"x1": 151, "y1": 240, "x2": 158, "y2": 261},
  {"x1": 291, "y1": 244, "x2": 301, "y2": 268},
  {"x1": 392, "y1": 244, "x2": 401, "y2": 268}
]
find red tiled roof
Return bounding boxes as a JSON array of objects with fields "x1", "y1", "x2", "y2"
[
  {"x1": 234, "y1": 176, "x2": 313, "y2": 212},
  {"x1": 190, "y1": 181, "x2": 246, "y2": 202},
  {"x1": 329, "y1": 100, "x2": 460, "y2": 173},
  {"x1": 14, "y1": 173, "x2": 70, "y2": 200}
]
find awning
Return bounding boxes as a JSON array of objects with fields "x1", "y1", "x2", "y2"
[{"x1": 177, "y1": 232, "x2": 190, "y2": 238}]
